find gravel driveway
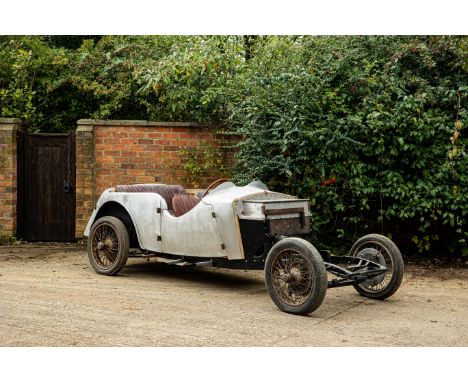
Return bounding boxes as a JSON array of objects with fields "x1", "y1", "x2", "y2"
[{"x1": 0, "y1": 243, "x2": 467, "y2": 346}]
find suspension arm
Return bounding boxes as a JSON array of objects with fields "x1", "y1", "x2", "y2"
[{"x1": 324, "y1": 255, "x2": 387, "y2": 289}]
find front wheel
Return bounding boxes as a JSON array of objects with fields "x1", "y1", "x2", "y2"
[
  {"x1": 87, "y1": 216, "x2": 129, "y2": 276},
  {"x1": 350, "y1": 234, "x2": 404, "y2": 300},
  {"x1": 265, "y1": 237, "x2": 328, "y2": 315}
]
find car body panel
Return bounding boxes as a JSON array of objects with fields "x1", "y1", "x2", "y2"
[
  {"x1": 161, "y1": 201, "x2": 226, "y2": 258},
  {"x1": 84, "y1": 181, "x2": 311, "y2": 260},
  {"x1": 84, "y1": 189, "x2": 164, "y2": 252}
]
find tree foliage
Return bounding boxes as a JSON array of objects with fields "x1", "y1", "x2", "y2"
[
  {"x1": 0, "y1": 35, "x2": 466, "y2": 255},
  {"x1": 224, "y1": 36, "x2": 468, "y2": 255}
]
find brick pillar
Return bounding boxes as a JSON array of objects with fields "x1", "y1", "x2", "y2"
[
  {"x1": 75, "y1": 122, "x2": 96, "y2": 238},
  {"x1": 0, "y1": 118, "x2": 22, "y2": 238}
]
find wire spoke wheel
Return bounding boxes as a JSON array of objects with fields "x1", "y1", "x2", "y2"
[
  {"x1": 91, "y1": 223, "x2": 120, "y2": 269},
  {"x1": 87, "y1": 216, "x2": 129, "y2": 276},
  {"x1": 355, "y1": 245, "x2": 391, "y2": 292},
  {"x1": 265, "y1": 237, "x2": 327, "y2": 315},
  {"x1": 350, "y1": 234, "x2": 404, "y2": 300},
  {"x1": 271, "y1": 250, "x2": 314, "y2": 306}
]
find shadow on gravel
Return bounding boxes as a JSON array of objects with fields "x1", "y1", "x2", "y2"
[{"x1": 121, "y1": 261, "x2": 265, "y2": 289}]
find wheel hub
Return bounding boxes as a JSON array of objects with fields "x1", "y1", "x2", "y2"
[
  {"x1": 290, "y1": 267, "x2": 302, "y2": 283},
  {"x1": 357, "y1": 248, "x2": 386, "y2": 287},
  {"x1": 97, "y1": 239, "x2": 113, "y2": 250},
  {"x1": 282, "y1": 268, "x2": 303, "y2": 284}
]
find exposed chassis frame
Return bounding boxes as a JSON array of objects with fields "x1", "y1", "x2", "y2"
[
  {"x1": 324, "y1": 255, "x2": 387, "y2": 288},
  {"x1": 129, "y1": 250, "x2": 387, "y2": 289}
]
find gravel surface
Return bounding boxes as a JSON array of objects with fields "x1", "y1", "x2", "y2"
[{"x1": 0, "y1": 243, "x2": 467, "y2": 346}]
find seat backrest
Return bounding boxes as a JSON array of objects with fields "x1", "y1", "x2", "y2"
[
  {"x1": 172, "y1": 194, "x2": 201, "y2": 217},
  {"x1": 115, "y1": 184, "x2": 187, "y2": 210}
]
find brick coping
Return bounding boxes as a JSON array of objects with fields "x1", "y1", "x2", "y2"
[
  {"x1": 0, "y1": 118, "x2": 22, "y2": 124},
  {"x1": 77, "y1": 119, "x2": 209, "y2": 128}
]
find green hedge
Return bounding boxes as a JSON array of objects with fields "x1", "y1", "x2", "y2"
[
  {"x1": 0, "y1": 35, "x2": 466, "y2": 255},
  {"x1": 225, "y1": 36, "x2": 467, "y2": 255}
]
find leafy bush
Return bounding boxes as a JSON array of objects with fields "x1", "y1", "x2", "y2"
[
  {"x1": 0, "y1": 36, "x2": 243, "y2": 130},
  {"x1": 224, "y1": 36, "x2": 468, "y2": 255},
  {"x1": 0, "y1": 37, "x2": 69, "y2": 131},
  {"x1": 137, "y1": 36, "x2": 243, "y2": 122}
]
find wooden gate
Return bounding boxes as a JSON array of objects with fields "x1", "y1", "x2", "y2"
[{"x1": 17, "y1": 132, "x2": 76, "y2": 241}]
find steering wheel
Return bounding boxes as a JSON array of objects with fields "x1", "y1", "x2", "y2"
[{"x1": 202, "y1": 178, "x2": 230, "y2": 198}]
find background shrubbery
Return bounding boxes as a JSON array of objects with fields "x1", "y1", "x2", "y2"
[{"x1": 1, "y1": 35, "x2": 466, "y2": 255}]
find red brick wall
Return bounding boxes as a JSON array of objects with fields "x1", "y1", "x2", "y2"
[
  {"x1": 0, "y1": 118, "x2": 232, "y2": 240},
  {"x1": 75, "y1": 120, "x2": 231, "y2": 238},
  {"x1": 0, "y1": 118, "x2": 21, "y2": 238}
]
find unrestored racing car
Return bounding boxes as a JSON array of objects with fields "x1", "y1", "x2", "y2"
[{"x1": 85, "y1": 179, "x2": 404, "y2": 315}]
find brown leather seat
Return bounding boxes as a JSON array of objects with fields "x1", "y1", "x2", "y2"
[
  {"x1": 172, "y1": 194, "x2": 201, "y2": 217},
  {"x1": 115, "y1": 184, "x2": 186, "y2": 210}
]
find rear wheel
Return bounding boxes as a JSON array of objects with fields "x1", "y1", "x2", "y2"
[
  {"x1": 265, "y1": 237, "x2": 327, "y2": 315},
  {"x1": 350, "y1": 234, "x2": 404, "y2": 299},
  {"x1": 87, "y1": 216, "x2": 129, "y2": 275}
]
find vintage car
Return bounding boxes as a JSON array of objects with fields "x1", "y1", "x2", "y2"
[{"x1": 84, "y1": 179, "x2": 404, "y2": 315}]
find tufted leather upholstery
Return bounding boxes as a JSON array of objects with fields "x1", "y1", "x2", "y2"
[
  {"x1": 115, "y1": 184, "x2": 187, "y2": 210},
  {"x1": 172, "y1": 194, "x2": 201, "y2": 217}
]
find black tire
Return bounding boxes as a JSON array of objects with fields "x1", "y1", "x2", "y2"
[
  {"x1": 349, "y1": 233, "x2": 404, "y2": 300},
  {"x1": 87, "y1": 216, "x2": 129, "y2": 276},
  {"x1": 265, "y1": 237, "x2": 327, "y2": 315}
]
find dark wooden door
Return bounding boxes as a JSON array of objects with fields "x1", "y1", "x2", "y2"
[{"x1": 18, "y1": 132, "x2": 76, "y2": 241}]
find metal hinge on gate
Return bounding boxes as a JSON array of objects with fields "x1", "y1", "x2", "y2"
[
  {"x1": 157, "y1": 235, "x2": 162, "y2": 241},
  {"x1": 221, "y1": 243, "x2": 226, "y2": 250},
  {"x1": 212, "y1": 212, "x2": 216, "y2": 218},
  {"x1": 156, "y1": 207, "x2": 161, "y2": 213}
]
